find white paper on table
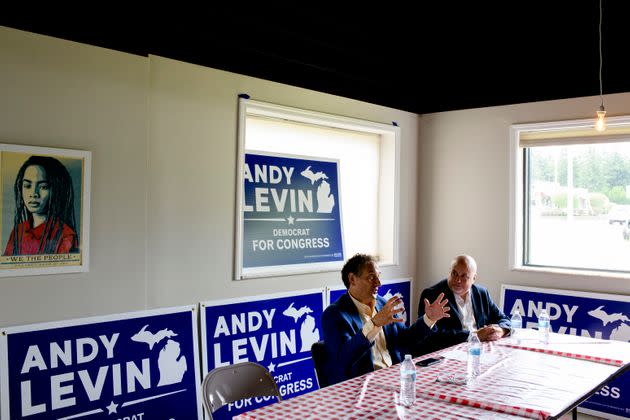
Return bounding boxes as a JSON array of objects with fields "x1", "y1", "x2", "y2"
[
  {"x1": 515, "y1": 328, "x2": 609, "y2": 344},
  {"x1": 440, "y1": 349, "x2": 500, "y2": 365}
]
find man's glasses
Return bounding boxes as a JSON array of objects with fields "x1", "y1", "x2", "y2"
[{"x1": 450, "y1": 270, "x2": 472, "y2": 281}]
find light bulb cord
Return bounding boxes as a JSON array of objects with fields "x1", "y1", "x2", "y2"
[{"x1": 599, "y1": 0, "x2": 604, "y2": 109}]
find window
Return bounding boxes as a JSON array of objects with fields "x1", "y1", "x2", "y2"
[
  {"x1": 511, "y1": 117, "x2": 630, "y2": 275},
  {"x1": 235, "y1": 99, "x2": 400, "y2": 279}
]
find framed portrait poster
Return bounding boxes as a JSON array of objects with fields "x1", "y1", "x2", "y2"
[
  {"x1": 235, "y1": 151, "x2": 345, "y2": 279},
  {"x1": 0, "y1": 143, "x2": 91, "y2": 277}
]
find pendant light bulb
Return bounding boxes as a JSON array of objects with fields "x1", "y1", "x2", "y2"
[{"x1": 596, "y1": 105, "x2": 606, "y2": 132}]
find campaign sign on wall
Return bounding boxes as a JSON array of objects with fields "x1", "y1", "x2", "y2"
[
  {"x1": 240, "y1": 152, "x2": 344, "y2": 277},
  {"x1": 501, "y1": 285, "x2": 630, "y2": 419},
  {"x1": 201, "y1": 289, "x2": 324, "y2": 419},
  {"x1": 0, "y1": 306, "x2": 202, "y2": 420},
  {"x1": 328, "y1": 279, "x2": 412, "y2": 326}
]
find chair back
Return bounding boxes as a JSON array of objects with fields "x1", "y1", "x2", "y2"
[
  {"x1": 311, "y1": 340, "x2": 329, "y2": 388},
  {"x1": 201, "y1": 362, "x2": 282, "y2": 418}
]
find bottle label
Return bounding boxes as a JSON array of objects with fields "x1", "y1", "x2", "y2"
[
  {"x1": 469, "y1": 348, "x2": 481, "y2": 356},
  {"x1": 512, "y1": 320, "x2": 522, "y2": 329},
  {"x1": 401, "y1": 370, "x2": 416, "y2": 381},
  {"x1": 538, "y1": 320, "x2": 549, "y2": 328}
]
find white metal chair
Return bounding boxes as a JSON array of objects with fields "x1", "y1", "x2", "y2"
[{"x1": 201, "y1": 362, "x2": 282, "y2": 419}]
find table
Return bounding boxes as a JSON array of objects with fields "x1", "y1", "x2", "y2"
[
  {"x1": 237, "y1": 372, "x2": 527, "y2": 419},
  {"x1": 237, "y1": 330, "x2": 630, "y2": 419}
]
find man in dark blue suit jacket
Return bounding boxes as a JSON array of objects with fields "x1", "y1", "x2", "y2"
[
  {"x1": 416, "y1": 255, "x2": 511, "y2": 355},
  {"x1": 322, "y1": 254, "x2": 451, "y2": 385}
]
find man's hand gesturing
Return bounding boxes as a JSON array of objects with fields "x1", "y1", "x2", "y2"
[
  {"x1": 372, "y1": 296, "x2": 405, "y2": 327},
  {"x1": 424, "y1": 292, "x2": 451, "y2": 322}
]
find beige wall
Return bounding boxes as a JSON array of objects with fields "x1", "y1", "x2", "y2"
[
  {"x1": 0, "y1": 27, "x2": 148, "y2": 326},
  {"x1": 416, "y1": 93, "x2": 630, "y2": 304},
  {"x1": 146, "y1": 55, "x2": 419, "y2": 308},
  {"x1": 0, "y1": 27, "x2": 419, "y2": 327},
  {"x1": 3, "y1": 25, "x2": 628, "y2": 330}
]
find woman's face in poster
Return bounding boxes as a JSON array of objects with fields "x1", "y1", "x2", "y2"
[{"x1": 22, "y1": 165, "x2": 50, "y2": 215}]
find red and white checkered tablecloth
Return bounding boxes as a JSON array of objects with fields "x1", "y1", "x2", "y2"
[
  {"x1": 496, "y1": 328, "x2": 629, "y2": 367},
  {"x1": 236, "y1": 334, "x2": 628, "y2": 419},
  {"x1": 236, "y1": 371, "x2": 526, "y2": 419},
  {"x1": 370, "y1": 342, "x2": 618, "y2": 419}
]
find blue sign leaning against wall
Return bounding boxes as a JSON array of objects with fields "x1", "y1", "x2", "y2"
[
  {"x1": 201, "y1": 289, "x2": 325, "y2": 419},
  {"x1": 0, "y1": 306, "x2": 202, "y2": 420},
  {"x1": 501, "y1": 285, "x2": 630, "y2": 419},
  {"x1": 242, "y1": 152, "x2": 344, "y2": 269}
]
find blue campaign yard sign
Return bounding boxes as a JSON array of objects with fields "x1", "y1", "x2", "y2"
[
  {"x1": 0, "y1": 306, "x2": 202, "y2": 420},
  {"x1": 201, "y1": 289, "x2": 325, "y2": 419},
  {"x1": 501, "y1": 285, "x2": 630, "y2": 419},
  {"x1": 328, "y1": 279, "x2": 412, "y2": 326},
  {"x1": 241, "y1": 152, "x2": 344, "y2": 273}
]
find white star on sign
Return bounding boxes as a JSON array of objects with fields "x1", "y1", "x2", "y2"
[
  {"x1": 287, "y1": 216, "x2": 295, "y2": 225},
  {"x1": 106, "y1": 401, "x2": 119, "y2": 415},
  {"x1": 267, "y1": 361, "x2": 276, "y2": 372}
]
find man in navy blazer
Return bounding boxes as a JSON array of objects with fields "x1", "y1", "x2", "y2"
[
  {"x1": 322, "y1": 253, "x2": 451, "y2": 385},
  {"x1": 416, "y1": 255, "x2": 511, "y2": 355}
]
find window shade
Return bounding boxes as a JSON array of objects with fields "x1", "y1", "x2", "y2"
[{"x1": 519, "y1": 125, "x2": 630, "y2": 148}]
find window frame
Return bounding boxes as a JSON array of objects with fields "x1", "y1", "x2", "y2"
[
  {"x1": 509, "y1": 115, "x2": 630, "y2": 278},
  {"x1": 235, "y1": 98, "x2": 401, "y2": 280}
]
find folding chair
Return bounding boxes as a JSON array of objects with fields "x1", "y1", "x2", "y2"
[
  {"x1": 311, "y1": 340, "x2": 329, "y2": 388},
  {"x1": 201, "y1": 361, "x2": 282, "y2": 419}
]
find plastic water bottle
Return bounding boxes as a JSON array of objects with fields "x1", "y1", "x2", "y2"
[
  {"x1": 538, "y1": 308, "x2": 550, "y2": 345},
  {"x1": 510, "y1": 309, "x2": 523, "y2": 341},
  {"x1": 467, "y1": 333, "x2": 481, "y2": 380},
  {"x1": 399, "y1": 354, "x2": 416, "y2": 406}
]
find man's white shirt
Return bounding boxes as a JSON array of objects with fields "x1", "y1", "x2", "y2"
[
  {"x1": 349, "y1": 293, "x2": 434, "y2": 370},
  {"x1": 454, "y1": 291, "x2": 476, "y2": 331}
]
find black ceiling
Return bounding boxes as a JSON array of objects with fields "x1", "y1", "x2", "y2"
[{"x1": 3, "y1": 2, "x2": 630, "y2": 114}]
